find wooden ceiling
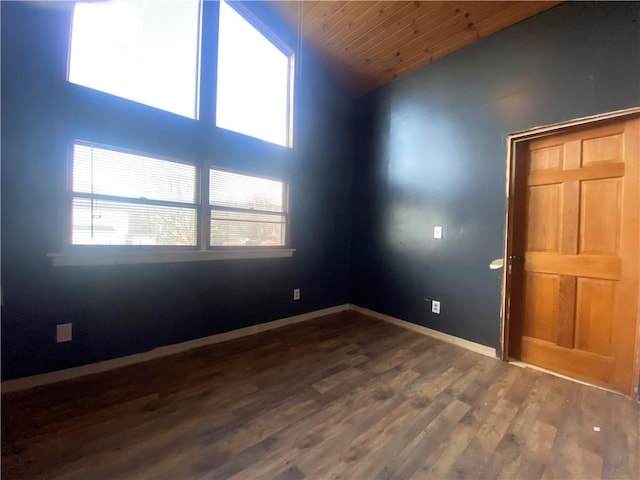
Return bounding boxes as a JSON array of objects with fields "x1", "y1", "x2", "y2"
[{"x1": 277, "y1": 1, "x2": 562, "y2": 96}]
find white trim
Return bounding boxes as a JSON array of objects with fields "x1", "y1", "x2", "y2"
[
  {"x1": 349, "y1": 304, "x2": 497, "y2": 358},
  {"x1": 508, "y1": 106, "x2": 640, "y2": 140},
  {"x1": 1, "y1": 304, "x2": 349, "y2": 393},
  {"x1": 47, "y1": 248, "x2": 295, "y2": 267}
]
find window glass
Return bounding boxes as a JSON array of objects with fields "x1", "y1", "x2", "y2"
[
  {"x1": 72, "y1": 199, "x2": 197, "y2": 246},
  {"x1": 209, "y1": 169, "x2": 283, "y2": 212},
  {"x1": 216, "y1": 0, "x2": 291, "y2": 146},
  {"x1": 71, "y1": 143, "x2": 198, "y2": 246},
  {"x1": 73, "y1": 144, "x2": 196, "y2": 204},
  {"x1": 209, "y1": 169, "x2": 287, "y2": 246},
  {"x1": 68, "y1": 0, "x2": 201, "y2": 119}
]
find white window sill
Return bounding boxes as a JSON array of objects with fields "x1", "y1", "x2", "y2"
[{"x1": 47, "y1": 248, "x2": 295, "y2": 267}]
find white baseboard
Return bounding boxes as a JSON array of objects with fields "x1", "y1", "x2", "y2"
[
  {"x1": 2, "y1": 303, "x2": 496, "y2": 393},
  {"x1": 1, "y1": 304, "x2": 350, "y2": 393},
  {"x1": 348, "y1": 304, "x2": 497, "y2": 358}
]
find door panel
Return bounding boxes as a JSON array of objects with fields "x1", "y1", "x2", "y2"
[
  {"x1": 527, "y1": 186, "x2": 561, "y2": 252},
  {"x1": 575, "y1": 278, "x2": 615, "y2": 356},
  {"x1": 579, "y1": 179, "x2": 621, "y2": 255},
  {"x1": 509, "y1": 116, "x2": 639, "y2": 395},
  {"x1": 582, "y1": 133, "x2": 622, "y2": 166},
  {"x1": 523, "y1": 272, "x2": 559, "y2": 342},
  {"x1": 529, "y1": 145, "x2": 563, "y2": 171}
]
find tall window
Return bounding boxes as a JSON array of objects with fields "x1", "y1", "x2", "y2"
[
  {"x1": 67, "y1": 1, "x2": 294, "y2": 145},
  {"x1": 216, "y1": 0, "x2": 293, "y2": 147},
  {"x1": 71, "y1": 143, "x2": 198, "y2": 246},
  {"x1": 68, "y1": 0, "x2": 202, "y2": 119}
]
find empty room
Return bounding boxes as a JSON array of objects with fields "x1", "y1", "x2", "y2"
[{"x1": 1, "y1": 1, "x2": 639, "y2": 479}]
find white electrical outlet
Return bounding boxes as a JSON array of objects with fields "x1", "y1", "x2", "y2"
[
  {"x1": 431, "y1": 300, "x2": 441, "y2": 314},
  {"x1": 293, "y1": 288, "x2": 301, "y2": 300},
  {"x1": 56, "y1": 323, "x2": 73, "y2": 343},
  {"x1": 434, "y1": 226, "x2": 443, "y2": 239}
]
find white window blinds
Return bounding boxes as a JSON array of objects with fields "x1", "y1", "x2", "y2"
[
  {"x1": 71, "y1": 143, "x2": 198, "y2": 246},
  {"x1": 209, "y1": 169, "x2": 287, "y2": 246}
]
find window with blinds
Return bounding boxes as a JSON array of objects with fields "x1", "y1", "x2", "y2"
[
  {"x1": 209, "y1": 169, "x2": 288, "y2": 247},
  {"x1": 71, "y1": 143, "x2": 198, "y2": 246},
  {"x1": 69, "y1": 143, "x2": 289, "y2": 250}
]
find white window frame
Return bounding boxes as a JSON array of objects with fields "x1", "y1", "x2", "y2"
[
  {"x1": 48, "y1": 141, "x2": 294, "y2": 266},
  {"x1": 68, "y1": 141, "x2": 201, "y2": 248},
  {"x1": 208, "y1": 167, "x2": 290, "y2": 248}
]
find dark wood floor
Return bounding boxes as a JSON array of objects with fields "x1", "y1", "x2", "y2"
[{"x1": 2, "y1": 311, "x2": 639, "y2": 479}]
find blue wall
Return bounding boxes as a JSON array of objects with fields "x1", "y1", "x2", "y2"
[
  {"x1": 1, "y1": 1, "x2": 355, "y2": 380},
  {"x1": 351, "y1": 1, "x2": 640, "y2": 350}
]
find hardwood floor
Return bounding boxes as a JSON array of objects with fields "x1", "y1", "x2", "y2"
[{"x1": 2, "y1": 311, "x2": 639, "y2": 479}]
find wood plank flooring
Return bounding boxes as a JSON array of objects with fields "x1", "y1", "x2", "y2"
[{"x1": 2, "y1": 311, "x2": 639, "y2": 479}]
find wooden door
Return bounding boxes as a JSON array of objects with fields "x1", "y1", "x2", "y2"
[{"x1": 508, "y1": 116, "x2": 640, "y2": 395}]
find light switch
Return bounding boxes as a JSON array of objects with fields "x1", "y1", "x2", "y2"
[
  {"x1": 56, "y1": 323, "x2": 72, "y2": 343},
  {"x1": 434, "y1": 226, "x2": 443, "y2": 239}
]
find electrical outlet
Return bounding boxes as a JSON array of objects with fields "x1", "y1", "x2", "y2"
[
  {"x1": 431, "y1": 300, "x2": 441, "y2": 314},
  {"x1": 293, "y1": 288, "x2": 301, "y2": 300},
  {"x1": 56, "y1": 323, "x2": 72, "y2": 343},
  {"x1": 434, "y1": 226, "x2": 443, "y2": 239}
]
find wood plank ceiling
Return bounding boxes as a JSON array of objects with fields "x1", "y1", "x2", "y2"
[{"x1": 277, "y1": 1, "x2": 562, "y2": 96}]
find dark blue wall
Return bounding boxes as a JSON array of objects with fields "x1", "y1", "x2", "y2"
[
  {"x1": 1, "y1": 1, "x2": 355, "y2": 380},
  {"x1": 351, "y1": 2, "x2": 640, "y2": 350},
  {"x1": 4, "y1": 1, "x2": 639, "y2": 381}
]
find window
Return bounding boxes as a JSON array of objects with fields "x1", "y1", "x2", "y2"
[
  {"x1": 210, "y1": 169, "x2": 288, "y2": 246},
  {"x1": 66, "y1": 142, "x2": 290, "y2": 256},
  {"x1": 67, "y1": 1, "x2": 294, "y2": 145},
  {"x1": 68, "y1": 0, "x2": 201, "y2": 119},
  {"x1": 71, "y1": 143, "x2": 198, "y2": 246},
  {"x1": 216, "y1": 0, "x2": 293, "y2": 147},
  {"x1": 60, "y1": 0, "x2": 297, "y2": 265}
]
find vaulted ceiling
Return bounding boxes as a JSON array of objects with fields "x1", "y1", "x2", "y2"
[{"x1": 277, "y1": 1, "x2": 562, "y2": 96}]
